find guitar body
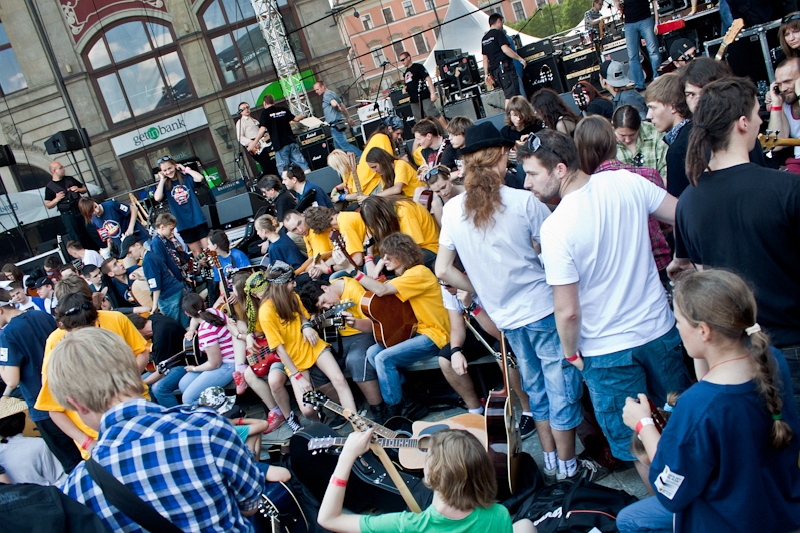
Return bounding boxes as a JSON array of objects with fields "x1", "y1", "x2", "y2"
[
  {"x1": 399, "y1": 414, "x2": 487, "y2": 470},
  {"x1": 247, "y1": 337, "x2": 282, "y2": 377},
  {"x1": 256, "y1": 481, "x2": 309, "y2": 533},
  {"x1": 249, "y1": 138, "x2": 270, "y2": 155},
  {"x1": 156, "y1": 335, "x2": 207, "y2": 374},
  {"x1": 361, "y1": 291, "x2": 418, "y2": 348}
]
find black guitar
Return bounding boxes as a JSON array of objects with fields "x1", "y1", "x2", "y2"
[
  {"x1": 256, "y1": 481, "x2": 309, "y2": 533},
  {"x1": 156, "y1": 335, "x2": 207, "y2": 374}
]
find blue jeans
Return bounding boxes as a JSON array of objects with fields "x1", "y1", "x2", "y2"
[
  {"x1": 504, "y1": 314, "x2": 583, "y2": 431},
  {"x1": 150, "y1": 366, "x2": 188, "y2": 407},
  {"x1": 719, "y1": 0, "x2": 733, "y2": 34},
  {"x1": 581, "y1": 326, "x2": 691, "y2": 461},
  {"x1": 331, "y1": 127, "x2": 362, "y2": 158},
  {"x1": 275, "y1": 143, "x2": 309, "y2": 173},
  {"x1": 624, "y1": 18, "x2": 661, "y2": 89},
  {"x1": 367, "y1": 334, "x2": 439, "y2": 406},
  {"x1": 160, "y1": 289, "x2": 189, "y2": 328},
  {"x1": 178, "y1": 362, "x2": 235, "y2": 406},
  {"x1": 617, "y1": 496, "x2": 673, "y2": 533}
]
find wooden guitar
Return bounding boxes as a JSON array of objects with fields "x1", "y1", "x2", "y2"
[
  {"x1": 714, "y1": 19, "x2": 745, "y2": 61},
  {"x1": 127, "y1": 192, "x2": 149, "y2": 228},
  {"x1": 307, "y1": 413, "x2": 487, "y2": 470},
  {"x1": 256, "y1": 481, "x2": 309, "y2": 533},
  {"x1": 758, "y1": 132, "x2": 800, "y2": 151},
  {"x1": 156, "y1": 335, "x2": 207, "y2": 374},
  {"x1": 361, "y1": 290, "x2": 418, "y2": 348},
  {"x1": 294, "y1": 251, "x2": 333, "y2": 276},
  {"x1": 329, "y1": 229, "x2": 360, "y2": 270},
  {"x1": 206, "y1": 249, "x2": 234, "y2": 318},
  {"x1": 303, "y1": 390, "x2": 404, "y2": 439},
  {"x1": 485, "y1": 332, "x2": 522, "y2": 497}
]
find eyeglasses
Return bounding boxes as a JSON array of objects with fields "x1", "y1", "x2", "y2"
[
  {"x1": 783, "y1": 12, "x2": 800, "y2": 24},
  {"x1": 157, "y1": 156, "x2": 172, "y2": 164},
  {"x1": 239, "y1": 106, "x2": 250, "y2": 111},
  {"x1": 525, "y1": 134, "x2": 565, "y2": 164},
  {"x1": 62, "y1": 302, "x2": 93, "y2": 317}
]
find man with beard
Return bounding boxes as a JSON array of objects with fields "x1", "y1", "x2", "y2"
[{"x1": 766, "y1": 57, "x2": 800, "y2": 159}]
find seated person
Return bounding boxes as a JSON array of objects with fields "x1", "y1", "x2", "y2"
[
  {"x1": 43, "y1": 256, "x2": 63, "y2": 282},
  {"x1": 80, "y1": 265, "x2": 104, "y2": 293},
  {"x1": 500, "y1": 96, "x2": 542, "y2": 144},
  {"x1": 282, "y1": 164, "x2": 334, "y2": 210},
  {"x1": 0, "y1": 398, "x2": 66, "y2": 486},
  {"x1": 303, "y1": 206, "x2": 368, "y2": 274},
  {"x1": 206, "y1": 229, "x2": 250, "y2": 309},
  {"x1": 412, "y1": 118, "x2": 448, "y2": 168},
  {"x1": 9, "y1": 282, "x2": 46, "y2": 312},
  {"x1": 282, "y1": 209, "x2": 333, "y2": 281},
  {"x1": 254, "y1": 214, "x2": 305, "y2": 270},
  {"x1": 365, "y1": 147, "x2": 427, "y2": 199},
  {"x1": 428, "y1": 166, "x2": 465, "y2": 226},
  {"x1": 441, "y1": 116, "x2": 473, "y2": 176},
  {"x1": 247, "y1": 175, "x2": 298, "y2": 257},
  {"x1": 328, "y1": 149, "x2": 366, "y2": 205},
  {"x1": 126, "y1": 313, "x2": 186, "y2": 399}
]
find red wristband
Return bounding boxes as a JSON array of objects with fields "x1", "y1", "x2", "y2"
[
  {"x1": 565, "y1": 351, "x2": 580, "y2": 362},
  {"x1": 355, "y1": 271, "x2": 365, "y2": 281},
  {"x1": 636, "y1": 417, "x2": 655, "y2": 434},
  {"x1": 330, "y1": 476, "x2": 348, "y2": 487},
  {"x1": 294, "y1": 372, "x2": 303, "y2": 381},
  {"x1": 771, "y1": 106, "x2": 783, "y2": 111},
  {"x1": 326, "y1": 265, "x2": 333, "y2": 274},
  {"x1": 471, "y1": 305, "x2": 482, "y2": 316},
  {"x1": 237, "y1": 417, "x2": 244, "y2": 426},
  {"x1": 81, "y1": 436, "x2": 93, "y2": 450}
]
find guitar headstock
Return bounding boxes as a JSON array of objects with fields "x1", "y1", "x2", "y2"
[
  {"x1": 330, "y1": 229, "x2": 347, "y2": 252},
  {"x1": 302, "y1": 390, "x2": 328, "y2": 410},
  {"x1": 722, "y1": 18, "x2": 744, "y2": 46},
  {"x1": 759, "y1": 132, "x2": 780, "y2": 151},
  {"x1": 331, "y1": 298, "x2": 355, "y2": 315},
  {"x1": 308, "y1": 437, "x2": 338, "y2": 453},
  {"x1": 572, "y1": 83, "x2": 589, "y2": 111},
  {"x1": 205, "y1": 248, "x2": 221, "y2": 270},
  {"x1": 259, "y1": 495, "x2": 279, "y2": 520}
]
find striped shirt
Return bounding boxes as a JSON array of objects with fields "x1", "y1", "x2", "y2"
[{"x1": 198, "y1": 308, "x2": 235, "y2": 363}]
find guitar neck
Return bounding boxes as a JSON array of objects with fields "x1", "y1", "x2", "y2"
[
  {"x1": 309, "y1": 437, "x2": 420, "y2": 449},
  {"x1": 321, "y1": 400, "x2": 398, "y2": 438}
]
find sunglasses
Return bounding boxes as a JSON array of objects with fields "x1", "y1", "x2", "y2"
[
  {"x1": 438, "y1": 280, "x2": 452, "y2": 288},
  {"x1": 62, "y1": 302, "x2": 94, "y2": 317},
  {"x1": 239, "y1": 106, "x2": 250, "y2": 112},
  {"x1": 157, "y1": 156, "x2": 172, "y2": 164},
  {"x1": 783, "y1": 12, "x2": 800, "y2": 24},
  {"x1": 525, "y1": 134, "x2": 565, "y2": 164}
]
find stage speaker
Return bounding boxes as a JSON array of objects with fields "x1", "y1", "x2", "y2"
[
  {"x1": 302, "y1": 140, "x2": 331, "y2": 171},
  {"x1": 390, "y1": 89, "x2": 411, "y2": 108},
  {"x1": 443, "y1": 97, "x2": 482, "y2": 122},
  {"x1": 562, "y1": 48, "x2": 602, "y2": 92},
  {"x1": 201, "y1": 204, "x2": 220, "y2": 229},
  {"x1": 435, "y1": 49, "x2": 463, "y2": 66},
  {"x1": 401, "y1": 115, "x2": 416, "y2": 141},
  {"x1": 395, "y1": 104, "x2": 414, "y2": 120},
  {"x1": 44, "y1": 128, "x2": 90, "y2": 155},
  {"x1": 523, "y1": 56, "x2": 567, "y2": 96},
  {"x1": 216, "y1": 192, "x2": 268, "y2": 227},
  {"x1": 0, "y1": 145, "x2": 16, "y2": 168},
  {"x1": 481, "y1": 90, "x2": 507, "y2": 118}
]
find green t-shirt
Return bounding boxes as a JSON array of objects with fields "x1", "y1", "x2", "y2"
[{"x1": 360, "y1": 503, "x2": 512, "y2": 533}]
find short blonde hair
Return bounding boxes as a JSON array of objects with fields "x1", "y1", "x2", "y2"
[
  {"x1": 55, "y1": 276, "x2": 92, "y2": 301},
  {"x1": 327, "y1": 149, "x2": 351, "y2": 178},
  {"x1": 48, "y1": 328, "x2": 144, "y2": 413},
  {"x1": 425, "y1": 430, "x2": 497, "y2": 511}
]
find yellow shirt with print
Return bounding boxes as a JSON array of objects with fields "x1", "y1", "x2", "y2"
[
  {"x1": 389, "y1": 265, "x2": 450, "y2": 348},
  {"x1": 303, "y1": 229, "x2": 334, "y2": 257},
  {"x1": 260, "y1": 294, "x2": 329, "y2": 373},
  {"x1": 337, "y1": 277, "x2": 371, "y2": 338},
  {"x1": 412, "y1": 145, "x2": 425, "y2": 167},
  {"x1": 357, "y1": 133, "x2": 393, "y2": 195},
  {"x1": 396, "y1": 200, "x2": 440, "y2": 254},
  {"x1": 35, "y1": 310, "x2": 150, "y2": 459},
  {"x1": 394, "y1": 160, "x2": 427, "y2": 199},
  {"x1": 336, "y1": 211, "x2": 368, "y2": 256}
]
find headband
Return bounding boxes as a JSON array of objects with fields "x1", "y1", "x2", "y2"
[
  {"x1": 267, "y1": 261, "x2": 294, "y2": 285},
  {"x1": 244, "y1": 271, "x2": 269, "y2": 333}
]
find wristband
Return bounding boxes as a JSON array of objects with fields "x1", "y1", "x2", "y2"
[
  {"x1": 465, "y1": 301, "x2": 478, "y2": 314},
  {"x1": 330, "y1": 476, "x2": 348, "y2": 487},
  {"x1": 237, "y1": 417, "x2": 244, "y2": 426},
  {"x1": 338, "y1": 193, "x2": 347, "y2": 202},
  {"x1": 364, "y1": 255, "x2": 374, "y2": 263},
  {"x1": 326, "y1": 265, "x2": 333, "y2": 274},
  {"x1": 237, "y1": 333, "x2": 244, "y2": 340},
  {"x1": 636, "y1": 417, "x2": 655, "y2": 434},
  {"x1": 450, "y1": 346, "x2": 463, "y2": 357},
  {"x1": 565, "y1": 351, "x2": 581, "y2": 362},
  {"x1": 470, "y1": 305, "x2": 483, "y2": 317},
  {"x1": 354, "y1": 271, "x2": 365, "y2": 281},
  {"x1": 81, "y1": 436, "x2": 93, "y2": 451},
  {"x1": 294, "y1": 372, "x2": 304, "y2": 381},
  {"x1": 771, "y1": 106, "x2": 783, "y2": 111}
]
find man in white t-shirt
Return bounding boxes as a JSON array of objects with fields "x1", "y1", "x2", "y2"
[
  {"x1": 520, "y1": 130, "x2": 691, "y2": 477},
  {"x1": 65, "y1": 240, "x2": 104, "y2": 269},
  {"x1": 436, "y1": 122, "x2": 590, "y2": 484}
]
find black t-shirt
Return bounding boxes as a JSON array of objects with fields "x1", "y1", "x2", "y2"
[
  {"x1": 622, "y1": 0, "x2": 653, "y2": 23},
  {"x1": 404, "y1": 63, "x2": 430, "y2": 103},
  {"x1": 586, "y1": 98, "x2": 614, "y2": 120},
  {"x1": 149, "y1": 313, "x2": 187, "y2": 364},
  {"x1": 500, "y1": 123, "x2": 542, "y2": 143},
  {"x1": 665, "y1": 122, "x2": 692, "y2": 198},
  {"x1": 259, "y1": 105, "x2": 296, "y2": 151},
  {"x1": 439, "y1": 143, "x2": 460, "y2": 170},
  {"x1": 44, "y1": 176, "x2": 82, "y2": 213},
  {"x1": 482, "y1": 28, "x2": 511, "y2": 72},
  {"x1": 675, "y1": 162, "x2": 800, "y2": 347}
]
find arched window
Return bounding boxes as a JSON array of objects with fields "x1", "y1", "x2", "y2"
[
  {"x1": 0, "y1": 21, "x2": 27, "y2": 95},
  {"x1": 12, "y1": 164, "x2": 51, "y2": 192},
  {"x1": 199, "y1": 0, "x2": 306, "y2": 86},
  {"x1": 84, "y1": 20, "x2": 193, "y2": 125}
]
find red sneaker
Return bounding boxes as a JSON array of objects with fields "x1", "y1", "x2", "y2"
[
  {"x1": 264, "y1": 411, "x2": 286, "y2": 434},
  {"x1": 232, "y1": 371, "x2": 248, "y2": 395}
]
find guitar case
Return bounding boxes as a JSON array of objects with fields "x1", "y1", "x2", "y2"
[{"x1": 289, "y1": 423, "x2": 433, "y2": 514}]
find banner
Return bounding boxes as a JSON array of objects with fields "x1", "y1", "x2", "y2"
[{"x1": 0, "y1": 183, "x2": 103, "y2": 230}]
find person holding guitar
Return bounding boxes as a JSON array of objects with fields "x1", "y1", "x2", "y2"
[
  {"x1": 353, "y1": 233, "x2": 449, "y2": 420},
  {"x1": 364, "y1": 148, "x2": 427, "y2": 199},
  {"x1": 206, "y1": 230, "x2": 249, "y2": 313},
  {"x1": 328, "y1": 150, "x2": 367, "y2": 206},
  {"x1": 236, "y1": 101, "x2": 279, "y2": 177},
  {"x1": 304, "y1": 206, "x2": 368, "y2": 275}
]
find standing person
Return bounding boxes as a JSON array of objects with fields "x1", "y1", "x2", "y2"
[
  {"x1": 153, "y1": 157, "x2": 210, "y2": 256},
  {"x1": 282, "y1": 164, "x2": 334, "y2": 209},
  {"x1": 49, "y1": 328, "x2": 267, "y2": 532},
  {"x1": 612, "y1": 105, "x2": 668, "y2": 178},
  {"x1": 253, "y1": 95, "x2": 310, "y2": 173},
  {"x1": 43, "y1": 162, "x2": 93, "y2": 248},
  {"x1": 0, "y1": 293, "x2": 80, "y2": 473},
  {"x1": 521, "y1": 130, "x2": 691, "y2": 482},
  {"x1": 78, "y1": 198, "x2": 148, "y2": 253},
  {"x1": 599, "y1": 60, "x2": 648, "y2": 119},
  {"x1": 481, "y1": 14, "x2": 526, "y2": 104},
  {"x1": 435, "y1": 123, "x2": 588, "y2": 483},
  {"x1": 616, "y1": 0, "x2": 661, "y2": 90},
  {"x1": 314, "y1": 81, "x2": 362, "y2": 157},
  {"x1": 399, "y1": 52, "x2": 444, "y2": 126},
  {"x1": 669, "y1": 77, "x2": 800, "y2": 411},
  {"x1": 780, "y1": 11, "x2": 800, "y2": 59},
  {"x1": 236, "y1": 101, "x2": 279, "y2": 176},
  {"x1": 9, "y1": 282, "x2": 46, "y2": 312},
  {"x1": 620, "y1": 270, "x2": 800, "y2": 533}
]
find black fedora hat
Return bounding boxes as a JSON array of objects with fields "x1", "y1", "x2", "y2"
[{"x1": 459, "y1": 122, "x2": 515, "y2": 156}]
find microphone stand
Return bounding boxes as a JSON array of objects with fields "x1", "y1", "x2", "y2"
[{"x1": 373, "y1": 62, "x2": 390, "y2": 120}]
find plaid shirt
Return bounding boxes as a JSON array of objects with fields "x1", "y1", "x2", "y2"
[
  {"x1": 615, "y1": 121, "x2": 668, "y2": 181},
  {"x1": 596, "y1": 160, "x2": 672, "y2": 271},
  {"x1": 62, "y1": 400, "x2": 264, "y2": 532}
]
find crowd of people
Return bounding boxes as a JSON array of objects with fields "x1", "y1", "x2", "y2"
[{"x1": 1, "y1": 9, "x2": 800, "y2": 532}]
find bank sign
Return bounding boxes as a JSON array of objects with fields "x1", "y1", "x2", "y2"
[{"x1": 110, "y1": 107, "x2": 208, "y2": 156}]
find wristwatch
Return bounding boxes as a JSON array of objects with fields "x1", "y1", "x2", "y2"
[{"x1": 465, "y1": 301, "x2": 478, "y2": 314}]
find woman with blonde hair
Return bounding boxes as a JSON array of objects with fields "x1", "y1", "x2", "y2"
[{"x1": 328, "y1": 149, "x2": 365, "y2": 205}]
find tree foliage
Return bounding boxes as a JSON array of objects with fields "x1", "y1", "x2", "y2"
[{"x1": 510, "y1": 0, "x2": 594, "y2": 39}]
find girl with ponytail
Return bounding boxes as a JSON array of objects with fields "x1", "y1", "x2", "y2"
[{"x1": 620, "y1": 270, "x2": 800, "y2": 533}]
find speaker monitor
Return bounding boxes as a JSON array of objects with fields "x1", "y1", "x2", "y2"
[
  {"x1": 443, "y1": 97, "x2": 481, "y2": 122},
  {"x1": 0, "y1": 145, "x2": 16, "y2": 168},
  {"x1": 44, "y1": 128, "x2": 90, "y2": 155},
  {"x1": 481, "y1": 90, "x2": 506, "y2": 118},
  {"x1": 216, "y1": 192, "x2": 268, "y2": 227},
  {"x1": 523, "y1": 56, "x2": 567, "y2": 96},
  {"x1": 302, "y1": 140, "x2": 331, "y2": 171},
  {"x1": 434, "y1": 49, "x2": 463, "y2": 66},
  {"x1": 201, "y1": 204, "x2": 220, "y2": 229}
]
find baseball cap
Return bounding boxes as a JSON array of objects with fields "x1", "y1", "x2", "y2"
[
  {"x1": 198, "y1": 386, "x2": 237, "y2": 415},
  {"x1": 118, "y1": 235, "x2": 142, "y2": 259},
  {"x1": 34, "y1": 277, "x2": 53, "y2": 289},
  {"x1": 599, "y1": 60, "x2": 631, "y2": 88},
  {"x1": 669, "y1": 38, "x2": 695, "y2": 61}
]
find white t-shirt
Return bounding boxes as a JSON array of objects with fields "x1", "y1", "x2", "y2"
[
  {"x1": 82, "y1": 249, "x2": 105, "y2": 268},
  {"x1": 782, "y1": 102, "x2": 800, "y2": 158},
  {"x1": 440, "y1": 288, "x2": 482, "y2": 313},
  {"x1": 439, "y1": 187, "x2": 553, "y2": 330},
  {"x1": 540, "y1": 169, "x2": 674, "y2": 356}
]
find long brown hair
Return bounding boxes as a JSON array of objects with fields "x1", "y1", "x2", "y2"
[
  {"x1": 78, "y1": 198, "x2": 97, "y2": 223},
  {"x1": 685, "y1": 78, "x2": 757, "y2": 185},
  {"x1": 505, "y1": 96, "x2": 538, "y2": 131},
  {"x1": 780, "y1": 13, "x2": 800, "y2": 58},
  {"x1": 674, "y1": 270, "x2": 794, "y2": 449},
  {"x1": 265, "y1": 273, "x2": 303, "y2": 324},
  {"x1": 574, "y1": 116, "x2": 617, "y2": 174},
  {"x1": 360, "y1": 195, "x2": 403, "y2": 245},
  {"x1": 530, "y1": 88, "x2": 580, "y2": 131},
  {"x1": 462, "y1": 146, "x2": 505, "y2": 231},
  {"x1": 365, "y1": 147, "x2": 398, "y2": 189},
  {"x1": 159, "y1": 157, "x2": 184, "y2": 193},
  {"x1": 182, "y1": 292, "x2": 226, "y2": 327}
]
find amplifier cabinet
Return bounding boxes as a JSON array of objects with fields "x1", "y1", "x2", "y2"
[
  {"x1": 517, "y1": 39, "x2": 555, "y2": 62},
  {"x1": 523, "y1": 55, "x2": 567, "y2": 96},
  {"x1": 443, "y1": 97, "x2": 483, "y2": 122},
  {"x1": 302, "y1": 140, "x2": 331, "y2": 171},
  {"x1": 561, "y1": 48, "x2": 602, "y2": 91},
  {"x1": 216, "y1": 193, "x2": 268, "y2": 227}
]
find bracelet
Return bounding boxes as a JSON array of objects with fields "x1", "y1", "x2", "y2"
[
  {"x1": 302, "y1": 322, "x2": 313, "y2": 330},
  {"x1": 364, "y1": 255, "x2": 374, "y2": 263},
  {"x1": 237, "y1": 417, "x2": 244, "y2": 426},
  {"x1": 565, "y1": 351, "x2": 581, "y2": 362},
  {"x1": 81, "y1": 436, "x2": 93, "y2": 451},
  {"x1": 326, "y1": 265, "x2": 333, "y2": 274},
  {"x1": 330, "y1": 476, "x2": 348, "y2": 487},
  {"x1": 636, "y1": 417, "x2": 655, "y2": 434},
  {"x1": 338, "y1": 193, "x2": 347, "y2": 202},
  {"x1": 470, "y1": 305, "x2": 483, "y2": 317},
  {"x1": 237, "y1": 333, "x2": 244, "y2": 340},
  {"x1": 450, "y1": 346, "x2": 463, "y2": 357},
  {"x1": 465, "y1": 301, "x2": 478, "y2": 314},
  {"x1": 771, "y1": 106, "x2": 783, "y2": 111},
  {"x1": 294, "y1": 372, "x2": 304, "y2": 381},
  {"x1": 354, "y1": 271, "x2": 365, "y2": 281}
]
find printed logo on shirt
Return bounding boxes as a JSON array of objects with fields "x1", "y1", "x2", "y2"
[
  {"x1": 654, "y1": 465, "x2": 685, "y2": 500},
  {"x1": 102, "y1": 220, "x2": 122, "y2": 240},
  {"x1": 404, "y1": 71, "x2": 414, "y2": 84},
  {"x1": 119, "y1": 204, "x2": 129, "y2": 213},
  {"x1": 172, "y1": 185, "x2": 191, "y2": 206},
  {"x1": 269, "y1": 110, "x2": 287, "y2": 119},
  {"x1": 0, "y1": 347, "x2": 7, "y2": 362},
  {"x1": 148, "y1": 278, "x2": 158, "y2": 289}
]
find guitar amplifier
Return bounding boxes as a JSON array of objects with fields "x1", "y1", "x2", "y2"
[
  {"x1": 517, "y1": 39, "x2": 555, "y2": 62},
  {"x1": 302, "y1": 139, "x2": 331, "y2": 171},
  {"x1": 216, "y1": 192, "x2": 268, "y2": 227},
  {"x1": 441, "y1": 55, "x2": 481, "y2": 87},
  {"x1": 562, "y1": 48, "x2": 602, "y2": 91},
  {"x1": 443, "y1": 97, "x2": 483, "y2": 122},
  {"x1": 523, "y1": 55, "x2": 567, "y2": 96},
  {"x1": 390, "y1": 89, "x2": 411, "y2": 108},
  {"x1": 298, "y1": 127, "x2": 326, "y2": 147}
]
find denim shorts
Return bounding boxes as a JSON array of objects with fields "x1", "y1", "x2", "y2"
[
  {"x1": 581, "y1": 326, "x2": 691, "y2": 461},
  {"x1": 504, "y1": 313, "x2": 583, "y2": 431}
]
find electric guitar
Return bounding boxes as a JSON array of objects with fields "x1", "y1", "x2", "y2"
[
  {"x1": 249, "y1": 138, "x2": 270, "y2": 155},
  {"x1": 206, "y1": 249, "x2": 234, "y2": 318},
  {"x1": 758, "y1": 132, "x2": 800, "y2": 152}
]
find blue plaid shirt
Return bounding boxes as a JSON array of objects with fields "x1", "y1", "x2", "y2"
[{"x1": 62, "y1": 399, "x2": 264, "y2": 532}]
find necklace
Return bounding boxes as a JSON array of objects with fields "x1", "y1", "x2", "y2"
[{"x1": 704, "y1": 353, "x2": 751, "y2": 376}]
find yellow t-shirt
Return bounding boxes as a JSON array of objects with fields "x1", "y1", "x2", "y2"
[
  {"x1": 396, "y1": 200, "x2": 440, "y2": 254},
  {"x1": 389, "y1": 265, "x2": 450, "y2": 348},
  {"x1": 259, "y1": 294, "x2": 329, "y2": 373},
  {"x1": 394, "y1": 160, "x2": 427, "y2": 198},
  {"x1": 358, "y1": 133, "x2": 393, "y2": 195},
  {"x1": 35, "y1": 310, "x2": 150, "y2": 459},
  {"x1": 338, "y1": 277, "x2": 370, "y2": 338},
  {"x1": 304, "y1": 229, "x2": 334, "y2": 257},
  {"x1": 412, "y1": 146, "x2": 425, "y2": 167},
  {"x1": 336, "y1": 211, "x2": 368, "y2": 256}
]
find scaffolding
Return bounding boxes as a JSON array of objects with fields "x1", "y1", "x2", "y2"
[{"x1": 250, "y1": 0, "x2": 312, "y2": 117}]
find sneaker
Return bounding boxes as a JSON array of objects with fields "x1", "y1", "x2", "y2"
[
  {"x1": 557, "y1": 458, "x2": 610, "y2": 483},
  {"x1": 543, "y1": 465, "x2": 557, "y2": 485},
  {"x1": 286, "y1": 412, "x2": 303, "y2": 434},
  {"x1": 232, "y1": 371, "x2": 248, "y2": 395},
  {"x1": 264, "y1": 411, "x2": 285, "y2": 434},
  {"x1": 519, "y1": 414, "x2": 536, "y2": 440}
]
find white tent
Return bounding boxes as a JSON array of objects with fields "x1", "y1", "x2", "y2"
[{"x1": 422, "y1": 0, "x2": 539, "y2": 74}]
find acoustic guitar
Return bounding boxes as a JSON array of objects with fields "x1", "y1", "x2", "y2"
[
  {"x1": 361, "y1": 290, "x2": 418, "y2": 348},
  {"x1": 256, "y1": 481, "x2": 309, "y2": 533},
  {"x1": 206, "y1": 249, "x2": 234, "y2": 318},
  {"x1": 714, "y1": 19, "x2": 745, "y2": 61},
  {"x1": 156, "y1": 335, "x2": 207, "y2": 374}
]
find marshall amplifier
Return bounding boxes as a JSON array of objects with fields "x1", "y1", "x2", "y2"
[
  {"x1": 523, "y1": 55, "x2": 567, "y2": 96},
  {"x1": 517, "y1": 39, "x2": 555, "y2": 62},
  {"x1": 561, "y1": 48, "x2": 602, "y2": 91},
  {"x1": 302, "y1": 139, "x2": 331, "y2": 171},
  {"x1": 390, "y1": 89, "x2": 411, "y2": 108},
  {"x1": 298, "y1": 127, "x2": 326, "y2": 147}
]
